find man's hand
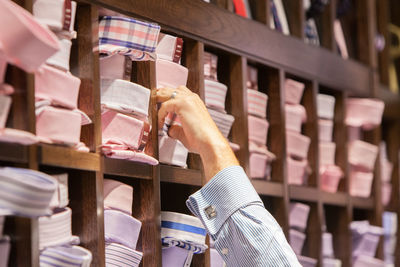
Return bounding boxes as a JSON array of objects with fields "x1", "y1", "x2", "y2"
[{"x1": 157, "y1": 86, "x2": 239, "y2": 181}]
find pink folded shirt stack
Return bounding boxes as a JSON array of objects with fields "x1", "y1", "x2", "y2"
[
  {"x1": 289, "y1": 202, "x2": 311, "y2": 259},
  {"x1": 317, "y1": 93, "x2": 343, "y2": 193},
  {"x1": 284, "y1": 79, "x2": 310, "y2": 185},
  {"x1": 380, "y1": 142, "x2": 393, "y2": 206}
]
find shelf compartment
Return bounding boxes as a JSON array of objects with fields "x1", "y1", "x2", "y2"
[
  {"x1": 38, "y1": 144, "x2": 100, "y2": 171},
  {"x1": 351, "y1": 196, "x2": 374, "y2": 210},
  {"x1": 160, "y1": 165, "x2": 202, "y2": 186},
  {"x1": 251, "y1": 180, "x2": 284, "y2": 197},
  {"x1": 103, "y1": 157, "x2": 152, "y2": 180},
  {"x1": 0, "y1": 142, "x2": 30, "y2": 164},
  {"x1": 321, "y1": 191, "x2": 348, "y2": 207},
  {"x1": 289, "y1": 185, "x2": 319, "y2": 202}
]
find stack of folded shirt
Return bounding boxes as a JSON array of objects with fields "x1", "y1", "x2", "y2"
[
  {"x1": 156, "y1": 33, "x2": 190, "y2": 168},
  {"x1": 383, "y1": 212, "x2": 397, "y2": 266},
  {"x1": 350, "y1": 221, "x2": 384, "y2": 266},
  {"x1": 0, "y1": 0, "x2": 62, "y2": 145},
  {"x1": 203, "y1": 52, "x2": 238, "y2": 152},
  {"x1": 345, "y1": 98, "x2": 384, "y2": 198},
  {"x1": 161, "y1": 211, "x2": 208, "y2": 267},
  {"x1": 0, "y1": 167, "x2": 60, "y2": 267},
  {"x1": 317, "y1": 94, "x2": 344, "y2": 193},
  {"x1": 103, "y1": 179, "x2": 143, "y2": 266},
  {"x1": 247, "y1": 65, "x2": 275, "y2": 179},
  {"x1": 33, "y1": 0, "x2": 91, "y2": 152},
  {"x1": 321, "y1": 231, "x2": 342, "y2": 267},
  {"x1": 289, "y1": 202, "x2": 310, "y2": 257},
  {"x1": 284, "y1": 79, "x2": 311, "y2": 185},
  {"x1": 380, "y1": 142, "x2": 393, "y2": 206},
  {"x1": 98, "y1": 16, "x2": 160, "y2": 165},
  {"x1": 39, "y1": 173, "x2": 92, "y2": 266}
]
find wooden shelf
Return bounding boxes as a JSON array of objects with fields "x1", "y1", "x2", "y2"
[
  {"x1": 378, "y1": 84, "x2": 400, "y2": 120},
  {"x1": 351, "y1": 196, "x2": 375, "y2": 210},
  {"x1": 0, "y1": 142, "x2": 30, "y2": 164},
  {"x1": 103, "y1": 157, "x2": 152, "y2": 180},
  {"x1": 81, "y1": 0, "x2": 370, "y2": 96},
  {"x1": 38, "y1": 144, "x2": 100, "y2": 171},
  {"x1": 288, "y1": 185, "x2": 319, "y2": 202},
  {"x1": 251, "y1": 180, "x2": 284, "y2": 197},
  {"x1": 160, "y1": 165, "x2": 203, "y2": 186},
  {"x1": 321, "y1": 191, "x2": 348, "y2": 207}
]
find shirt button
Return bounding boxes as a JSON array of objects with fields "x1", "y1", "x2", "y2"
[{"x1": 221, "y1": 248, "x2": 229, "y2": 255}]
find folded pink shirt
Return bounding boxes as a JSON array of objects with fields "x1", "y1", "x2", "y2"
[
  {"x1": 319, "y1": 142, "x2": 336, "y2": 166},
  {"x1": 317, "y1": 94, "x2": 335, "y2": 120},
  {"x1": 248, "y1": 115, "x2": 269, "y2": 146},
  {"x1": 204, "y1": 79, "x2": 228, "y2": 111},
  {"x1": 284, "y1": 79, "x2": 305, "y2": 105},
  {"x1": 156, "y1": 59, "x2": 188, "y2": 89},
  {"x1": 350, "y1": 168, "x2": 374, "y2": 197},
  {"x1": 318, "y1": 119, "x2": 333, "y2": 142},
  {"x1": 46, "y1": 34, "x2": 73, "y2": 72},
  {"x1": 345, "y1": 98, "x2": 384, "y2": 130},
  {"x1": 247, "y1": 89, "x2": 268, "y2": 118},
  {"x1": 0, "y1": 128, "x2": 39, "y2": 145},
  {"x1": 285, "y1": 104, "x2": 306, "y2": 133},
  {"x1": 104, "y1": 179, "x2": 133, "y2": 215},
  {"x1": 33, "y1": 0, "x2": 77, "y2": 33},
  {"x1": 100, "y1": 54, "x2": 132, "y2": 81},
  {"x1": 348, "y1": 140, "x2": 378, "y2": 171},
  {"x1": 0, "y1": 0, "x2": 59, "y2": 72},
  {"x1": 320, "y1": 165, "x2": 343, "y2": 193},
  {"x1": 287, "y1": 157, "x2": 308, "y2": 185},
  {"x1": 208, "y1": 108, "x2": 235, "y2": 139},
  {"x1": 36, "y1": 106, "x2": 82, "y2": 145},
  {"x1": 102, "y1": 145, "x2": 159, "y2": 165},
  {"x1": 35, "y1": 65, "x2": 81, "y2": 110},
  {"x1": 203, "y1": 52, "x2": 218, "y2": 81},
  {"x1": 156, "y1": 33, "x2": 183, "y2": 63},
  {"x1": 286, "y1": 131, "x2": 310, "y2": 160},
  {"x1": 159, "y1": 135, "x2": 189, "y2": 167}
]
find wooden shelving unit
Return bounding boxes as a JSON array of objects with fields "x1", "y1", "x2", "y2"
[{"x1": 2, "y1": 0, "x2": 400, "y2": 266}]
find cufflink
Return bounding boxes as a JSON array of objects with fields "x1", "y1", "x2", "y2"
[{"x1": 204, "y1": 205, "x2": 217, "y2": 219}]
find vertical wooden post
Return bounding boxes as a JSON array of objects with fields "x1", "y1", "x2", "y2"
[
  {"x1": 248, "y1": 0, "x2": 270, "y2": 25},
  {"x1": 283, "y1": 0, "x2": 305, "y2": 39},
  {"x1": 318, "y1": 0, "x2": 337, "y2": 51}
]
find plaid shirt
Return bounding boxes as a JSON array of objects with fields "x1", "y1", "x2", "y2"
[{"x1": 99, "y1": 16, "x2": 160, "y2": 61}]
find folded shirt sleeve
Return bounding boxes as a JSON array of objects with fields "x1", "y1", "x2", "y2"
[{"x1": 186, "y1": 165, "x2": 301, "y2": 267}]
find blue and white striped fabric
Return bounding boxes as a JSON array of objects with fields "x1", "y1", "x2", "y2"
[
  {"x1": 105, "y1": 242, "x2": 143, "y2": 267},
  {"x1": 40, "y1": 245, "x2": 92, "y2": 267},
  {"x1": 161, "y1": 211, "x2": 208, "y2": 254},
  {"x1": 186, "y1": 166, "x2": 301, "y2": 267}
]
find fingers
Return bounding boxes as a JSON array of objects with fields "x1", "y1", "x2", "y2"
[
  {"x1": 156, "y1": 86, "x2": 190, "y2": 103},
  {"x1": 168, "y1": 125, "x2": 192, "y2": 152},
  {"x1": 158, "y1": 100, "x2": 178, "y2": 128}
]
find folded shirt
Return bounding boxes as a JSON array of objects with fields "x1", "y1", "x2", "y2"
[
  {"x1": 40, "y1": 245, "x2": 92, "y2": 267},
  {"x1": 156, "y1": 59, "x2": 188, "y2": 89},
  {"x1": 33, "y1": 0, "x2": 77, "y2": 33},
  {"x1": 0, "y1": 128, "x2": 39, "y2": 145},
  {"x1": 204, "y1": 79, "x2": 228, "y2": 112},
  {"x1": 98, "y1": 16, "x2": 160, "y2": 61},
  {"x1": 100, "y1": 54, "x2": 132, "y2": 80},
  {"x1": 105, "y1": 242, "x2": 142, "y2": 267},
  {"x1": 102, "y1": 145, "x2": 159, "y2": 165},
  {"x1": 46, "y1": 34, "x2": 73, "y2": 72},
  {"x1": 159, "y1": 135, "x2": 188, "y2": 168},
  {"x1": 104, "y1": 179, "x2": 133, "y2": 216},
  {"x1": 156, "y1": 33, "x2": 183, "y2": 63},
  {"x1": 247, "y1": 89, "x2": 267, "y2": 118}
]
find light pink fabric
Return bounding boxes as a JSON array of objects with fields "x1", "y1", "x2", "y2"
[
  {"x1": 353, "y1": 256, "x2": 385, "y2": 267},
  {"x1": 33, "y1": 0, "x2": 77, "y2": 33},
  {"x1": 382, "y1": 182, "x2": 392, "y2": 206},
  {"x1": 284, "y1": 79, "x2": 305, "y2": 105},
  {"x1": 36, "y1": 106, "x2": 81, "y2": 145},
  {"x1": 46, "y1": 34, "x2": 72, "y2": 72},
  {"x1": 249, "y1": 152, "x2": 268, "y2": 179},
  {"x1": 289, "y1": 229, "x2": 305, "y2": 255},
  {"x1": 210, "y1": 248, "x2": 225, "y2": 267},
  {"x1": 0, "y1": 95, "x2": 11, "y2": 129},
  {"x1": 158, "y1": 135, "x2": 188, "y2": 167},
  {"x1": 73, "y1": 142, "x2": 90, "y2": 152},
  {"x1": 0, "y1": 128, "x2": 39, "y2": 145},
  {"x1": 285, "y1": 104, "x2": 306, "y2": 133},
  {"x1": 322, "y1": 232, "x2": 334, "y2": 257},
  {"x1": 104, "y1": 179, "x2": 133, "y2": 215},
  {"x1": 203, "y1": 52, "x2": 218, "y2": 81},
  {"x1": 247, "y1": 89, "x2": 268, "y2": 118},
  {"x1": 287, "y1": 157, "x2": 308, "y2": 185},
  {"x1": 249, "y1": 141, "x2": 276, "y2": 159},
  {"x1": 102, "y1": 110, "x2": 145, "y2": 151},
  {"x1": 208, "y1": 108, "x2": 235, "y2": 138},
  {"x1": 156, "y1": 59, "x2": 188, "y2": 89},
  {"x1": 286, "y1": 131, "x2": 310, "y2": 160},
  {"x1": 380, "y1": 158, "x2": 393, "y2": 183},
  {"x1": 320, "y1": 165, "x2": 343, "y2": 193},
  {"x1": 318, "y1": 119, "x2": 333, "y2": 142},
  {"x1": 100, "y1": 54, "x2": 131, "y2": 81},
  {"x1": 345, "y1": 98, "x2": 385, "y2": 130},
  {"x1": 317, "y1": 94, "x2": 335, "y2": 119},
  {"x1": 248, "y1": 115, "x2": 269, "y2": 146},
  {"x1": 289, "y1": 202, "x2": 310, "y2": 232},
  {"x1": 102, "y1": 145, "x2": 158, "y2": 165},
  {"x1": 156, "y1": 33, "x2": 183, "y2": 63},
  {"x1": 348, "y1": 140, "x2": 378, "y2": 171},
  {"x1": 319, "y1": 142, "x2": 336, "y2": 166},
  {"x1": 35, "y1": 65, "x2": 81, "y2": 109},
  {"x1": 204, "y1": 79, "x2": 228, "y2": 111},
  {"x1": 349, "y1": 169, "x2": 374, "y2": 197},
  {"x1": 0, "y1": 0, "x2": 59, "y2": 72},
  {"x1": 247, "y1": 65, "x2": 258, "y2": 90}
]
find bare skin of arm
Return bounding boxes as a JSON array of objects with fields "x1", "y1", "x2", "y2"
[{"x1": 157, "y1": 86, "x2": 239, "y2": 182}]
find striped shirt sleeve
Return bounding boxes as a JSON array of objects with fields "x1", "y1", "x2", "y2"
[{"x1": 186, "y1": 166, "x2": 301, "y2": 267}]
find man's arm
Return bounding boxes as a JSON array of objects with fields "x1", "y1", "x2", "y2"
[{"x1": 157, "y1": 86, "x2": 300, "y2": 266}]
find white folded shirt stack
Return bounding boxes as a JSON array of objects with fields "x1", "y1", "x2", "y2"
[{"x1": 383, "y1": 212, "x2": 397, "y2": 266}]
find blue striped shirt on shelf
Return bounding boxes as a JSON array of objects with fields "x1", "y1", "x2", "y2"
[{"x1": 186, "y1": 165, "x2": 301, "y2": 267}]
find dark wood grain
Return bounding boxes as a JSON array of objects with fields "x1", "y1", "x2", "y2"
[
  {"x1": 248, "y1": 0, "x2": 270, "y2": 25},
  {"x1": 321, "y1": 191, "x2": 348, "y2": 206},
  {"x1": 283, "y1": 0, "x2": 305, "y2": 39},
  {"x1": 0, "y1": 142, "x2": 30, "y2": 163},
  {"x1": 251, "y1": 180, "x2": 284, "y2": 197},
  {"x1": 103, "y1": 157, "x2": 152, "y2": 180},
  {"x1": 159, "y1": 165, "x2": 203, "y2": 186},
  {"x1": 317, "y1": 0, "x2": 337, "y2": 51},
  {"x1": 376, "y1": 0, "x2": 390, "y2": 85},
  {"x1": 351, "y1": 196, "x2": 375, "y2": 210},
  {"x1": 377, "y1": 84, "x2": 400, "y2": 120},
  {"x1": 289, "y1": 186, "x2": 320, "y2": 202},
  {"x1": 77, "y1": 0, "x2": 371, "y2": 96},
  {"x1": 302, "y1": 202, "x2": 323, "y2": 264}
]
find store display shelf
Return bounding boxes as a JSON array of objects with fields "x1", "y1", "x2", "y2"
[
  {"x1": 288, "y1": 185, "x2": 319, "y2": 202},
  {"x1": 82, "y1": 0, "x2": 370, "y2": 96},
  {"x1": 351, "y1": 196, "x2": 375, "y2": 210},
  {"x1": 38, "y1": 144, "x2": 100, "y2": 171},
  {"x1": 103, "y1": 157, "x2": 153, "y2": 180},
  {"x1": 251, "y1": 180, "x2": 284, "y2": 197},
  {"x1": 378, "y1": 85, "x2": 400, "y2": 119},
  {"x1": 321, "y1": 191, "x2": 348, "y2": 207},
  {"x1": 160, "y1": 165, "x2": 203, "y2": 186},
  {"x1": 0, "y1": 142, "x2": 30, "y2": 164}
]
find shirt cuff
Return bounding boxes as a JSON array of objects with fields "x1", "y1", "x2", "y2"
[{"x1": 186, "y1": 165, "x2": 263, "y2": 238}]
